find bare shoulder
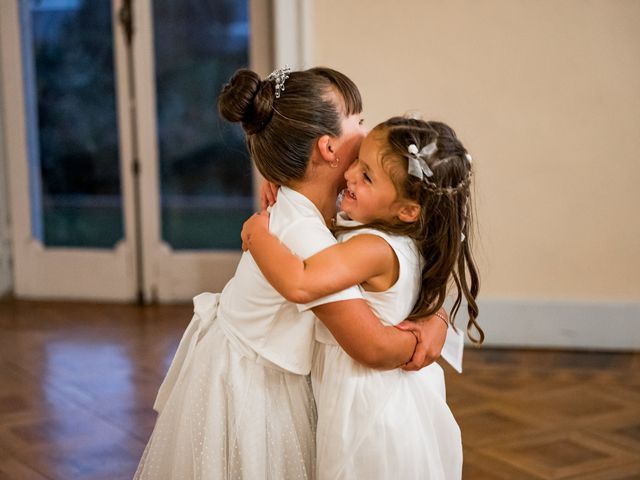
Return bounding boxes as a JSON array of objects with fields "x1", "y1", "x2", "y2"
[{"x1": 339, "y1": 233, "x2": 397, "y2": 263}]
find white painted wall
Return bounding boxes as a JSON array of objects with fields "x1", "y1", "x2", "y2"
[
  {"x1": 311, "y1": 0, "x2": 640, "y2": 349},
  {"x1": 0, "y1": 1, "x2": 637, "y2": 347},
  {"x1": 0, "y1": 37, "x2": 13, "y2": 298}
]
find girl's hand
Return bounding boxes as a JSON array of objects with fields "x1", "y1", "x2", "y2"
[
  {"x1": 260, "y1": 180, "x2": 280, "y2": 210},
  {"x1": 241, "y1": 210, "x2": 270, "y2": 251},
  {"x1": 395, "y1": 308, "x2": 448, "y2": 371}
]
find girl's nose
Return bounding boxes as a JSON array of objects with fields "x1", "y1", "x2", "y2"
[{"x1": 344, "y1": 162, "x2": 357, "y2": 181}]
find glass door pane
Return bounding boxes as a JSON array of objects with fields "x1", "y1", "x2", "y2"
[
  {"x1": 23, "y1": 0, "x2": 123, "y2": 248},
  {"x1": 153, "y1": 0, "x2": 252, "y2": 250}
]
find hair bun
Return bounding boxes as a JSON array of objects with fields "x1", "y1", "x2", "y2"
[{"x1": 218, "y1": 69, "x2": 275, "y2": 134}]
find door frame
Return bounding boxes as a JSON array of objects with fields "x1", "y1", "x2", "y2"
[
  {"x1": 0, "y1": 67, "x2": 11, "y2": 298},
  {"x1": 0, "y1": 0, "x2": 139, "y2": 301},
  {"x1": 133, "y1": 0, "x2": 310, "y2": 302}
]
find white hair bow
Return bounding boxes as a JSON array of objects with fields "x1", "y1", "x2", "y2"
[{"x1": 407, "y1": 142, "x2": 437, "y2": 180}]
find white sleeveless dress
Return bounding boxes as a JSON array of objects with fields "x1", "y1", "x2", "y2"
[
  {"x1": 134, "y1": 188, "x2": 362, "y2": 479},
  {"x1": 312, "y1": 217, "x2": 463, "y2": 480}
]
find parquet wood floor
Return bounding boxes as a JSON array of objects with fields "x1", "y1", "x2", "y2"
[{"x1": 0, "y1": 298, "x2": 638, "y2": 479}]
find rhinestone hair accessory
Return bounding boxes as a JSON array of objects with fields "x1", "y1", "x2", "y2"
[
  {"x1": 266, "y1": 66, "x2": 291, "y2": 99},
  {"x1": 407, "y1": 142, "x2": 437, "y2": 180}
]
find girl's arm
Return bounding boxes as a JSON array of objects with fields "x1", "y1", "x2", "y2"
[
  {"x1": 242, "y1": 211, "x2": 395, "y2": 304},
  {"x1": 312, "y1": 299, "x2": 416, "y2": 369},
  {"x1": 241, "y1": 212, "x2": 447, "y2": 370},
  {"x1": 312, "y1": 303, "x2": 449, "y2": 370}
]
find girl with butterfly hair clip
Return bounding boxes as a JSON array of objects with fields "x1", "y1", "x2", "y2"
[
  {"x1": 242, "y1": 115, "x2": 484, "y2": 479},
  {"x1": 136, "y1": 65, "x2": 450, "y2": 479}
]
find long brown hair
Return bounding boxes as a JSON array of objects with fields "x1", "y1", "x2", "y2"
[
  {"x1": 338, "y1": 117, "x2": 484, "y2": 344},
  {"x1": 218, "y1": 67, "x2": 362, "y2": 186}
]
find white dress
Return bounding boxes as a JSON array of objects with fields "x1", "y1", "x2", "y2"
[
  {"x1": 135, "y1": 188, "x2": 362, "y2": 480},
  {"x1": 312, "y1": 217, "x2": 463, "y2": 480}
]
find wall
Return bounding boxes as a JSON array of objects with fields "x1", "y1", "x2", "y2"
[
  {"x1": 311, "y1": 0, "x2": 640, "y2": 348},
  {"x1": 0, "y1": 32, "x2": 13, "y2": 298}
]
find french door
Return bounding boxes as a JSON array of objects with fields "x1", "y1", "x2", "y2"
[{"x1": 0, "y1": 0, "x2": 305, "y2": 302}]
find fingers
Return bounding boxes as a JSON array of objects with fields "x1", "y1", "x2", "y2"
[
  {"x1": 241, "y1": 210, "x2": 270, "y2": 247},
  {"x1": 259, "y1": 183, "x2": 274, "y2": 210},
  {"x1": 396, "y1": 323, "x2": 421, "y2": 371},
  {"x1": 259, "y1": 190, "x2": 268, "y2": 211},
  {"x1": 402, "y1": 358, "x2": 423, "y2": 371},
  {"x1": 264, "y1": 188, "x2": 275, "y2": 208},
  {"x1": 401, "y1": 345, "x2": 436, "y2": 371},
  {"x1": 240, "y1": 229, "x2": 249, "y2": 250},
  {"x1": 268, "y1": 182, "x2": 279, "y2": 204},
  {"x1": 395, "y1": 320, "x2": 419, "y2": 332},
  {"x1": 397, "y1": 319, "x2": 442, "y2": 371},
  {"x1": 259, "y1": 181, "x2": 279, "y2": 210}
]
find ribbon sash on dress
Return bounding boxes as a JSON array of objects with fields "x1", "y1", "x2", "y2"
[
  {"x1": 441, "y1": 324, "x2": 464, "y2": 373},
  {"x1": 153, "y1": 292, "x2": 221, "y2": 413}
]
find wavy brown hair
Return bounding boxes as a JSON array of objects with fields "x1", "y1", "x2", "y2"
[{"x1": 337, "y1": 117, "x2": 484, "y2": 344}]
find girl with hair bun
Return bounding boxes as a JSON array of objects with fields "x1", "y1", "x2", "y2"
[{"x1": 135, "y1": 67, "x2": 448, "y2": 479}]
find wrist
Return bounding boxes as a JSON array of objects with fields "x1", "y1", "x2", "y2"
[{"x1": 435, "y1": 310, "x2": 448, "y2": 327}]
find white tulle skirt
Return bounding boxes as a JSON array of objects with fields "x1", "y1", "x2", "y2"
[
  {"x1": 312, "y1": 342, "x2": 462, "y2": 480},
  {"x1": 134, "y1": 293, "x2": 316, "y2": 480}
]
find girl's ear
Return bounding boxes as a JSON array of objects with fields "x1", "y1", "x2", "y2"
[
  {"x1": 397, "y1": 201, "x2": 421, "y2": 223},
  {"x1": 316, "y1": 135, "x2": 335, "y2": 163}
]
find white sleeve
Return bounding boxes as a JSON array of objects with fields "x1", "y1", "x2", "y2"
[{"x1": 278, "y1": 218, "x2": 363, "y2": 312}]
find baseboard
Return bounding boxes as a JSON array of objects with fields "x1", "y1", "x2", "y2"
[
  {"x1": 464, "y1": 298, "x2": 640, "y2": 350},
  {"x1": 0, "y1": 237, "x2": 12, "y2": 297}
]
